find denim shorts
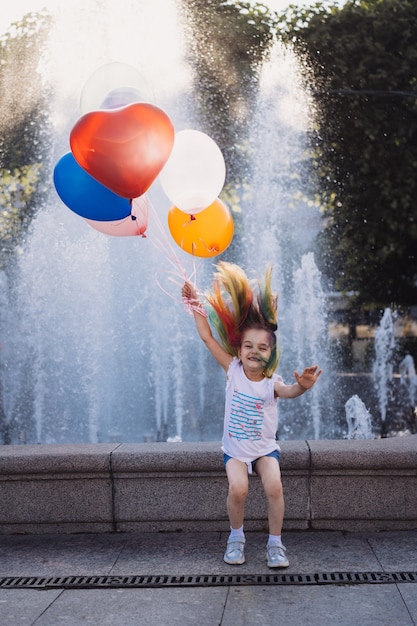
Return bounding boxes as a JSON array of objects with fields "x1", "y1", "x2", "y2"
[{"x1": 223, "y1": 448, "x2": 281, "y2": 471}]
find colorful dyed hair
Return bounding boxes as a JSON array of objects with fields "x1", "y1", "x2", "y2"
[{"x1": 205, "y1": 262, "x2": 280, "y2": 377}]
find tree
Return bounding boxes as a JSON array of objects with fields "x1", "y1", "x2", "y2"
[
  {"x1": 180, "y1": 0, "x2": 275, "y2": 193},
  {"x1": 0, "y1": 11, "x2": 52, "y2": 268},
  {"x1": 279, "y1": 0, "x2": 417, "y2": 307}
]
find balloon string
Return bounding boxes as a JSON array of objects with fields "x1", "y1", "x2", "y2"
[
  {"x1": 145, "y1": 198, "x2": 186, "y2": 274},
  {"x1": 145, "y1": 198, "x2": 207, "y2": 318}
]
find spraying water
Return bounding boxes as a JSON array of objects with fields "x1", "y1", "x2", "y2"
[
  {"x1": 289, "y1": 253, "x2": 328, "y2": 439},
  {"x1": 2, "y1": 2, "x2": 407, "y2": 445},
  {"x1": 345, "y1": 394, "x2": 373, "y2": 440},
  {"x1": 240, "y1": 40, "x2": 319, "y2": 283},
  {"x1": 0, "y1": 8, "x2": 337, "y2": 444},
  {"x1": 1, "y1": 0, "x2": 204, "y2": 445},
  {"x1": 372, "y1": 308, "x2": 396, "y2": 430},
  {"x1": 399, "y1": 354, "x2": 417, "y2": 408},
  {"x1": 237, "y1": 41, "x2": 330, "y2": 439}
]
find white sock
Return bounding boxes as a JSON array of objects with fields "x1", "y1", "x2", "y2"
[
  {"x1": 229, "y1": 525, "x2": 245, "y2": 539},
  {"x1": 268, "y1": 534, "x2": 282, "y2": 545}
]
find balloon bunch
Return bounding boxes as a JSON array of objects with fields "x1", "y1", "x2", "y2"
[{"x1": 53, "y1": 62, "x2": 233, "y2": 257}]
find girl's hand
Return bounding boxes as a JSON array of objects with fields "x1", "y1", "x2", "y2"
[
  {"x1": 182, "y1": 282, "x2": 198, "y2": 301},
  {"x1": 294, "y1": 365, "x2": 322, "y2": 390}
]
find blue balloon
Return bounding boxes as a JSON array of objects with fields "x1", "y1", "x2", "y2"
[{"x1": 53, "y1": 152, "x2": 132, "y2": 221}]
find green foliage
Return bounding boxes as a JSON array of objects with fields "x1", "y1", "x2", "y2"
[
  {"x1": 0, "y1": 164, "x2": 43, "y2": 259},
  {"x1": 0, "y1": 11, "x2": 51, "y2": 268},
  {"x1": 279, "y1": 0, "x2": 417, "y2": 307}
]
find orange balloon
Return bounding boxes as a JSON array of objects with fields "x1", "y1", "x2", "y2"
[
  {"x1": 168, "y1": 198, "x2": 234, "y2": 257},
  {"x1": 70, "y1": 103, "x2": 174, "y2": 199}
]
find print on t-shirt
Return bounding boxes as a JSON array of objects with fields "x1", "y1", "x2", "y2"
[{"x1": 229, "y1": 388, "x2": 264, "y2": 441}]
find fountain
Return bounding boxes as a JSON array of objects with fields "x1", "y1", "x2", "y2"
[
  {"x1": 1, "y1": 0, "x2": 204, "y2": 445},
  {"x1": 397, "y1": 354, "x2": 417, "y2": 435},
  {"x1": 399, "y1": 354, "x2": 417, "y2": 409},
  {"x1": 238, "y1": 41, "x2": 329, "y2": 440},
  {"x1": 345, "y1": 394, "x2": 373, "y2": 440},
  {"x1": 340, "y1": 307, "x2": 417, "y2": 438},
  {"x1": 372, "y1": 307, "x2": 396, "y2": 435},
  {"x1": 0, "y1": 1, "x2": 415, "y2": 445}
]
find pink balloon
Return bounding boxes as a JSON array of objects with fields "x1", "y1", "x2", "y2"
[{"x1": 85, "y1": 195, "x2": 148, "y2": 237}]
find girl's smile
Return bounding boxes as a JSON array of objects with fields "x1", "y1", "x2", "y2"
[{"x1": 238, "y1": 328, "x2": 273, "y2": 380}]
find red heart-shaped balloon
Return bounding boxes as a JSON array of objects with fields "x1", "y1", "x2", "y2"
[{"x1": 70, "y1": 103, "x2": 174, "y2": 199}]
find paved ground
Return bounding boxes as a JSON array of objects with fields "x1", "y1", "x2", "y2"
[{"x1": 0, "y1": 529, "x2": 416, "y2": 625}]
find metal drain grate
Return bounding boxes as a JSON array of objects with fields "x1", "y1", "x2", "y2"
[{"x1": 0, "y1": 572, "x2": 416, "y2": 590}]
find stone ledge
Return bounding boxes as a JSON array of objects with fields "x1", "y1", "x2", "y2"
[
  {"x1": 0, "y1": 443, "x2": 119, "y2": 474},
  {"x1": 308, "y1": 436, "x2": 417, "y2": 469},
  {"x1": 308, "y1": 436, "x2": 417, "y2": 531},
  {"x1": 0, "y1": 436, "x2": 415, "y2": 533}
]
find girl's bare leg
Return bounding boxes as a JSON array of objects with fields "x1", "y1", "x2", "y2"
[
  {"x1": 225, "y1": 458, "x2": 249, "y2": 529},
  {"x1": 255, "y1": 456, "x2": 284, "y2": 535}
]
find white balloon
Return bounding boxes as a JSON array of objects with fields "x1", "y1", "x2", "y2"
[{"x1": 159, "y1": 129, "x2": 226, "y2": 214}]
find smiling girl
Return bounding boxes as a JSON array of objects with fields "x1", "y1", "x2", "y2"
[{"x1": 182, "y1": 262, "x2": 321, "y2": 568}]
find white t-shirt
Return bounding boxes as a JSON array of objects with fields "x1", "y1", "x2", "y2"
[{"x1": 221, "y1": 357, "x2": 282, "y2": 465}]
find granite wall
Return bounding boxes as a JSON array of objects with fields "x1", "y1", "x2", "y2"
[{"x1": 0, "y1": 436, "x2": 416, "y2": 533}]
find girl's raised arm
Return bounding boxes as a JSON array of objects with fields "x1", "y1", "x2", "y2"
[
  {"x1": 274, "y1": 365, "x2": 322, "y2": 398},
  {"x1": 182, "y1": 282, "x2": 233, "y2": 372}
]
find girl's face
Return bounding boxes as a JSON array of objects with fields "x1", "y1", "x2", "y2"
[{"x1": 238, "y1": 328, "x2": 273, "y2": 379}]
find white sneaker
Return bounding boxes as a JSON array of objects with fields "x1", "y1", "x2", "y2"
[
  {"x1": 266, "y1": 542, "x2": 289, "y2": 568},
  {"x1": 224, "y1": 538, "x2": 246, "y2": 565}
]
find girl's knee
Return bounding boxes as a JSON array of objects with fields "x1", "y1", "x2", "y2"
[
  {"x1": 264, "y1": 477, "x2": 284, "y2": 501},
  {"x1": 228, "y1": 480, "x2": 249, "y2": 503},
  {"x1": 226, "y1": 459, "x2": 249, "y2": 503}
]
